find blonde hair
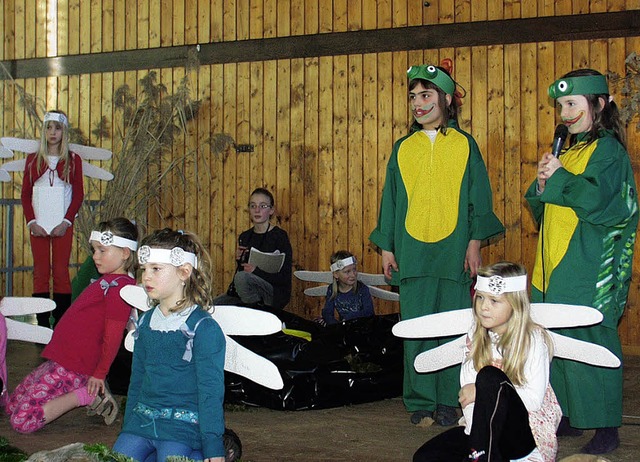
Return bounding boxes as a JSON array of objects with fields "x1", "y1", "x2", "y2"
[
  {"x1": 34, "y1": 110, "x2": 72, "y2": 181},
  {"x1": 140, "y1": 228, "x2": 214, "y2": 313},
  {"x1": 329, "y1": 250, "x2": 357, "y2": 301},
  {"x1": 469, "y1": 261, "x2": 552, "y2": 387}
]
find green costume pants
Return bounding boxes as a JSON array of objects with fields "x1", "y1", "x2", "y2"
[
  {"x1": 400, "y1": 276, "x2": 471, "y2": 412},
  {"x1": 550, "y1": 324, "x2": 623, "y2": 428}
]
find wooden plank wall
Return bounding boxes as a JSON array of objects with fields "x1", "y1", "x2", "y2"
[{"x1": 2, "y1": 0, "x2": 640, "y2": 352}]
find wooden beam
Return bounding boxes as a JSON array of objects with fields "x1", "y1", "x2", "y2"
[{"x1": 1, "y1": 10, "x2": 638, "y2": 79}]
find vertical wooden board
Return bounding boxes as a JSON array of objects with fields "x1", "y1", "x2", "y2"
[
  {"x1": 236, "y1": 61, "x2": 251, "y2": 214},
  {"x1": 224, "y1": 0, "x2": 237, "y2": 41},
  {"x1": 376, "y1": 0, "x2": 391, "y2": 29},
  {"x1": 519, "y1": 43, "x2": 538, "y2": 274},
  {"x1": 469, "y1": 46, "x2": 487, "y2": 154},
  {"x1": 290, "y1": 56, "x2": 305, "y2": 293},
  {"x1": 149, "y1": 0, "x2": 160, "y2": 48},
  {"x1": 184, "y1": 69, "x2": 199, "y2": 232},
  {"x1": 554, "y1": 41, "x2": 573, "y2": 81},
  {"x1": 89, "y1": 0, "x2": 101, "y2": 52},
  {"x1": 303, "y1": 0, "x2": 318, "y2": 35},
  {"x1": 332, "y1": 55, "x2": 348, "y2": 250},
  {"x1": 521, "y1": 0, "x2": 537, "y2": 17},
  {"x1": 274, "y1": 59, "x2": 294, "y2": 306},
  {"x1": 223, "y1": 62, "x2": 239, "y2": 282},
  {"x1": 65, "y1": 0, "x2": 78, "y2": 55},
  {"x1": 79, "y1": 0, "x2": 90, "y2": 54},
  {"x1": 195, "y1": 65, "x2": 212, "y2": 257},
  {"x1": 348, "y1": 54, "x2": 364, "y2": 257},
  {"x1": 407, "y1": 0, "x2": 424, "y2": 26},
  {"x1": 590, "y1": 40, "x2": 608, "y2": 73},
  {"x1": 392, "y1": 0, "x2": 407, "y2": 27},
  {"x1": 362, "y1": 0, "x2": 377, "y2": 29},
  {"x1": 391, "y1": 51, "x2": 408, "y2": 145},
  {"x1": 209, "y1": 63, "x2": 226, "y2": 292},
  {"x1": 14, "y1": 0, "x2": 25, "y2": 59},
  {"x1": 504, "y1": 0, "x2": 521, "y2": 18},
  {"x1": 318, "y1": 0, "x2": 332, "y2": 32},
  {"x1": 487, "y1": 0, "x2": 504, "y2": 20},
  {"x1": 238, "y1": 0, "x2": 251, "y2": 42},
  {"x1": 262, "y1": 60, "x2": 277, "y2": 194},
  {"x1": 124, "y1": 0, "x2": 137, "y2": 49},
  {"x1": 26, "y1": 0, "x2": 37, "y2": 58},
  {"x1": 486, "y1": 45, "x2": 505, "y2": 264},
  {"x1": 376, "y1": 52, "x2": 393, "y2": 214},
  {"x1": 303, "y1": 57, "x2": 319, "y2": 275},
  {"x1": 263, "y1": 0, "x2": 277, "y2": 37},
  {"x1": 572, "y1": 39, "x2": 589, "y2": 71},
  {"x1": 470, "y1": 0, "x2": 487, "y2": 21},
  {"x1": 290, "y1": 0, "x2": 303, "y2": 36},
  {"x1": 210, "y1": 0, "x2": 223, "y2": 42},
  {"x1": 161, "y1": 0, "x2": 173, "y2": 46},
  {"x1": 249, "y1": 62, "x2": 265, "y2": 191},
  {"x1": 503, "y1": 44, "x2": 523, "y2": 263},
  {"x1": 137, "y1": 0, "x2": 149, "y2": 49},
  {"x1": 173, "y1": 68, "x2": 187, "y2": 228},
  {"x1": 249, "y1": 0, "x2": 264, "y2": 39},
  {"x1": 317, "y1": 56, "x2": 334, "y2": 276},
  {"x1": 172, "y1": 0, "x2": 185, "y2": 45},
  {"x1": 184, "y1": 0, "x2": 197, "y2": 44},
  {"x1": 198, "y1": 0, "x2": 211, "y2": 43},
  {"x1": 101, "y1": 0, "x2": 114, "y2": 52},
  {"x1": 347, "y1": 0, "x2": 361, "y2": 30},
  {"x1": 536, "y1": 42, "x2": 555, "y2": 159},
  {"x1": 333, "y1": 0, "x2": 347, "y2": 32},
  {"x1": 438, "y1": 0, "x2": 455, "y2": 23},
  {"x1": 362, "y1": 53, "x2": 378, "y2": 273},
  {"x1": 454, "y1": 47, "x2": 471, "y2": 131},
  {"x1": 112, "y1": 0, "x2": 125, "y2": 51}
]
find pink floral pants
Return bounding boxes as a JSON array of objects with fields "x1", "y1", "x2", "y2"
[{"x1": 5, "y1": 360, "x2": 87, "y2": 433}]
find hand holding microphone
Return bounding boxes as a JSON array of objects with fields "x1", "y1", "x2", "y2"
[{"x1": 537, "y1": 124, "x2": 568, "y2": 193}]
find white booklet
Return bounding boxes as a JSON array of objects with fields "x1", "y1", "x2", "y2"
[
  {"x1": 33, "y1": 185, "x2": 65, "y2": 235},
  {"x1": 248, "y1": 248, "x2": 285, "y2": 274}
]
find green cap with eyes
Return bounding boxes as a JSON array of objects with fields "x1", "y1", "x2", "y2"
[
  {"x1": 548, "y1": 75, "x2": 609, "y2": 99},
  {"x1": 407, "y1": 65, "x2": 456, "y2": 96}
]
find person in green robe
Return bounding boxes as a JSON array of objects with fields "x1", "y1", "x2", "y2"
[
  {"x1": 525, "y1": 69, "x2": 638, "y2": 455},
  {"x1": 370, "y1": 64, "x2": 504, "y2": 427}
]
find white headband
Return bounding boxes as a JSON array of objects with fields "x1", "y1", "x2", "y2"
[
  {"x1": 90, "y1": 231, "x2": 138, "y2": 251},
  {"x1": 43, "y1": 112, "x2": 68, "y2": 127},
  {"x1": 475, "y1": 274, "x2": 527, "y2": 296},
  {"x1": 138, "y1": 245, "x2": 198, "y2": 269},
  {"x1": 330, "y1": 256, "x2": 356, "y2": 272}
]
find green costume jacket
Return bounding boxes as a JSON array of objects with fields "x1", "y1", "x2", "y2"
[
  {"x1": 525, "y1": 130, "x2": 638, "y2": 328},
  {"x1": 370, "y1": 121, "x2": 504, "y2": 285}
]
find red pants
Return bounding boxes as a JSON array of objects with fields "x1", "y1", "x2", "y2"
[{"x1": 30, "y1": 225, "x2": 73, "y2": 294}]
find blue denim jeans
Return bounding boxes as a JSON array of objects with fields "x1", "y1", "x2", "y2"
[{"x1": 113, "y1": 432, "x2": 204, "y2": 461}]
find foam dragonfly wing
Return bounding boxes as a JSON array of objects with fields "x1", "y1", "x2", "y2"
[
  {"x1": 0, "y1": 137, "x2": 113, "y2": 181},
  {"x1": 120, "y1": 285, "x2": 284, "y2": 390},
  {"x1": 393, "y1": 304, "x2": 620, "y2": 373},
  {"x1": 294, "y1": 270, "x2": 399, "y2": 302},
  {"x1": 0, "y1": 297, "x2": 55, "y2": 344}
]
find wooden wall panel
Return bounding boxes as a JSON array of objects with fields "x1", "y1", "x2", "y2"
[{"x1": 1, "y1": 1, "x2": 640, "y2": 350}]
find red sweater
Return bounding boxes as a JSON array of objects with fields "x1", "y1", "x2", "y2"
[
  {"x1": 20, "y1": 152, "x2": 84, "y2": 224},
  {"x1": 42, "y1": 273, "x2": 136, "y2": 379}
]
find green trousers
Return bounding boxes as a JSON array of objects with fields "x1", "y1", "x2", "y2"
[{"x1": 400, "y1": 276, "x2": 471, "y2": 412}]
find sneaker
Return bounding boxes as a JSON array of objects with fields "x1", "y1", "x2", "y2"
[
  {"x1": 581, "y1": 427, "x2": 620, "y2": 455},
  {"x1": 410, "y1": 410, "x2": 434, "y2": 427},
  {"x1": 435, "y1": 404, "x2": 459, "y2": 426},
  {"x1": 556, "y1": 416, "x2": 584, "y2": 437}
]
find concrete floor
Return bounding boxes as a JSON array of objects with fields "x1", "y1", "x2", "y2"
[{"x1": 0, "y1": 340, "x2": 638, "y2": 461}]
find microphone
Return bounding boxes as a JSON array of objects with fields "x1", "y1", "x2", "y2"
[{"x1": 551, "y1": 124, "x2": 569, "y2": 157}]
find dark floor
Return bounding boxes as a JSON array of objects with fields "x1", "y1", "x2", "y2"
[{"x1": 0, "y1": 340, "x2": 638, "y2": 461}]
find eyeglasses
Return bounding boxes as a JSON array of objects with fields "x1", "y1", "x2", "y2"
[{"x1": 248, "y1": 203, "x2": 272, "y2": 210}]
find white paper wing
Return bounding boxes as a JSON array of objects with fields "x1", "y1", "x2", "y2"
[
  {"x1": 368, "y1": 286, "x2": 399, "y2": 301},
  {"x1": 0, "y1": 159, "x2": 26, "y2": 172},
  {"x1": 357, "y1": 272, "x2": 389, "y2": 286},
  {"x1": 393, "y1": 309, "x2": 473, "y2": 339},
  {"x1": 1, "y1": 137, "x2": 39, "y2": 153},
  {"x1": 5, "y1": 318, "x2": 53, "y2": 344},
  {"x1": 0, "y1": 297, "x2": 56, "y2": 316},
  {"x1": 530, "y1": 303, "x2": 603, "y2": 328},
  {"x1": 414, "y1": 336, "x2": 467, "y2": 372},
  {"x1": 0, "y1": 146, "x2": 13, "y2": 158},
  {"x1": 120, "y1": 285, "x2": 151, "y2": 311},
  {"x1": 550, "y1": 331, "x2": 620, "y2": 368},
  {"x1": 294, "y1": 270, "x2": 333, "y2": 284},
  {"x1": 224, "y1": 335, "x2": 284, "y2": 390},
  {"x1": 69, "y1": 143, "x2": 112, "y2": 160},
  {"x1": 212, "y1": 305, "x2": 282, "y2": 336},
  {"x1": 304, "y1": 285, "x2": 329, "y2": 297},
  {"x1": 0, "y1": 170, "x2": 10, "y2": 182},
  {"x1": 81, "y1": 160, "x2": 114, "y2": 181}
]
